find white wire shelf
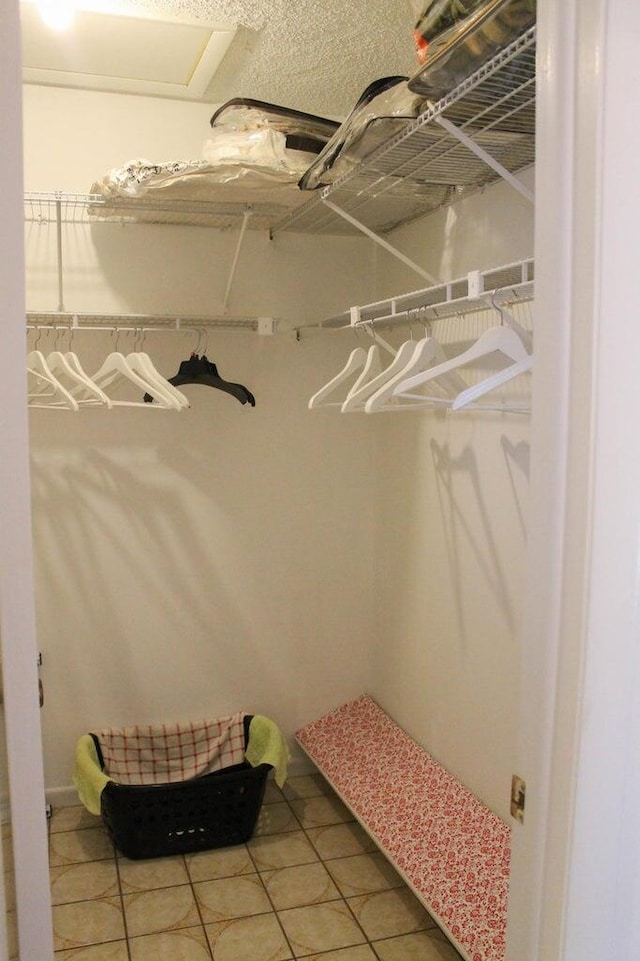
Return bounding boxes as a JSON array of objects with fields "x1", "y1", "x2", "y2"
[
  {"x1": 320, "y1": 258, "x2": 534, "y2": 330},
  {"x1": 25, "y1": 312, "x2": 265, "y2": 332},
  {"x1": 272, "y1": 26, "x2": 536, "y2": 237},
  {"x1": 23, "y1": 191, "x2": 290, "y2": 231},
  {"x1": 23, "y1": 27, "x2": 534, "y2": 240},
  {"x1": 24, "y1": 27, "x2": 535, "y2": 240},
  {"x1": 24, "y1": 192, "x2": 278, "y2": 327}
]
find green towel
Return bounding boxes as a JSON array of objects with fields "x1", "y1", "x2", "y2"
[
  {"x1": 73, "y1": 734, "x2": 113, "y2": 816},
  {"x1": 245, "y1": 715, "x2": 290, "y2": 788}
]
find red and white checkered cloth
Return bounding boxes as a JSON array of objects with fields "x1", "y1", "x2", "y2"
[{"x1": 94, "y1": 712, "x2": 247, "y2": 785}]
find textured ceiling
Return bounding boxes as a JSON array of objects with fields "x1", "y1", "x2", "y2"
[{"x1": 113, "y1": 0, "x2": 419, "y2": 118}]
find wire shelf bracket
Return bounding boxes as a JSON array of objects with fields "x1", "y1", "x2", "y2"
[
  {"x1": 432, "y1": 112, "x2": 534, "y2": 203},
  {"x1": 222, "y1": 208, "x2": 252, "y2": 313},
  {"x1": 321, "y1": 198, "x2": 441, "y2": 284}
]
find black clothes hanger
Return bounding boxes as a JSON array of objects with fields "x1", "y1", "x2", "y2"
[
  {"x1": 195, "y1": 355, "x2": 255, "y2": 406},
  {"x1": 144, "y1": 354, "x2": 255, "y2": 406}
]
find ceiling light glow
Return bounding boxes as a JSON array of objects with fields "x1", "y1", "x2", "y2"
[{"x1": 36, "y1": 0, "x2": 75, "y2": 31}]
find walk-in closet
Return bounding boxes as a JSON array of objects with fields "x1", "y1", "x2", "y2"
[{"x1": 2, "y1": 2, "x2": 640, "y2": 961}]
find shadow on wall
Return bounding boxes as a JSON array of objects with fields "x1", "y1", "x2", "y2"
[
  {"x1": 434, "y1": 174, "x2": 536, "y2": 284},
  {"x1": 430, "y1": 431, "x2": 530, "y2": 644},
  {"x1": 28, "y1": 373, "x2": 375, "y2": 742},
  {"x1": 500, "y1": 436, "x2": 530, "y2": 541},
  {"x1": 28, "y1": 328, "x2": 379, "y2": 789},
  {"x1": 29, "y1": 441, "x2": 276, "y2": 726},
  {"x1": 87, "y1": 222, "x2": 232, "y2": 316}
]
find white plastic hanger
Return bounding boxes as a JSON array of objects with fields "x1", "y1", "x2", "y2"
[
  {"x1": 451, "y1": 347, "x2": 533, "y2": 409},
  {"x1": 88, "y1": 352, "x2": 181, "y2": 409},
  {"x1": 125, "y1": 328, "x2": 189, "y2": 409},
  {"x1": 47, "y1": 350, "x2": 113, "y2": 408},
  {"x1": 26, "y1": 350, "x2": 79, "y2": 411},
  {"x1": 341, "y1": 341, "x2": 415, "y2": 412},
  {"x1": 340, "y1": 344, "x2": 387, "y2": 411},
  {"x1": 364, "y1": 334, "x2": 468, "y2": 412},
  {"x1": 126, "y1": 352, "x2": 190, "y2": 410},
  {"x1": 393, "y1": 325, "x2": 533, "y2": 408},
  {"x1": 308, "y1": 346, "x2": 368, "y2": 409},
  {"x1": 450, "y1": 299, "x2": 533, "y2": 409}
]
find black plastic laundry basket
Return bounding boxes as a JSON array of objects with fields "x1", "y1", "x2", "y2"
[{"x1": 96, "y1": 715, "x2": 270, "y2": 859}]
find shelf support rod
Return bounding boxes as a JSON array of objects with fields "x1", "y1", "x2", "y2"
[
  {"x1": 432, "y1": 113, "x2": 535, "y2": 203},
  {"x1": 55, "y1": 198, "x2": 65, "y2": 312},
  {"x1": 321, "y1": 199, "x2": 440, "y2": 284},
  {"x1": 223, "y1": 209, "x2": 252, "y2": 312}
]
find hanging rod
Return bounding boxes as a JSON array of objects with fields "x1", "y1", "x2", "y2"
[
  {"x1": 316, "y1": 258, "x2": 534, "y2": 330},
  {"x1": 25, "y1": 312, "x2": 276, "y2": 333}
]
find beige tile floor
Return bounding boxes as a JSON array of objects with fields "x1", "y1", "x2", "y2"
[{"x1": 48, "y1": 773, "x2": 465, "y2": 961}]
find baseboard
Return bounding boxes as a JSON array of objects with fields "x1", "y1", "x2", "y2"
[
  {"x1": 1, "y1": 788, "x2": 69, "y2": 822},
  {"x1": 46, "y1": 785, "x2": 80, "y2": 809}
]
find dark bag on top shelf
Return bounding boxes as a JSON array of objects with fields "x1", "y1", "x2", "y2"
[{"x1": 408, "y1": 0, "x2": 536, "y2": 102}]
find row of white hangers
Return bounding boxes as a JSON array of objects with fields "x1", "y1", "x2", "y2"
[
  {"x1": 27, "y1": 338, "x2": 190, "y2": 411},
  {"x1": 309, "y1": 299, "x2": 533, "y2": 414}
]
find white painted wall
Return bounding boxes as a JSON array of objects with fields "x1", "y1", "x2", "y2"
[
  {"x1": 374, "y1": 168, "x2": 535, "y2": 297},
  {"x1": 367, "y1": 173, "x2": 535, "y2": 821},
  {"x1": 21, "y1": 85, "x2": 216, "y2": 192},
  {"x1": 23, "y1": 84, "x2": 378, "y2": 797},
  {"x1": 23, "y1": 78, "x2": 535, "y2": 829},
  {"x1": 30, "y1": 326, "x2": 379, "y2": 796}
]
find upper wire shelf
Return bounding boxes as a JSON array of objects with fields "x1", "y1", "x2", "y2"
[
  {"x1": 272, "y1": 26, "x2": 536, "y2": 237},
  {"x1": 23, "y1": 191, "x2": 286, "y2": 231},
  {"x1": 23, "y1": 27, "x2": 535, "y2": 238}
]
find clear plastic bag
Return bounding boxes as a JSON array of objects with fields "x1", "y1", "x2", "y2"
[
  {"x1": 408, "y1": 0, "x2": 536, "y2": 100},
  {"x1": 210, "y1": 99, "x2": 338, "y2": 152},
  {"x1": 203, "y1": 127, "x2": 316, "y2": 176},
  {"x1": 299, "y1": 78, "x2": 426, "y2": 191},
  {"x1": 413, "y1": 1, "x2": 489, "y2": 64}
]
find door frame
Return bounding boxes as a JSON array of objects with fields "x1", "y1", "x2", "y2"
[
  {"x1": 508, "y1": 1, "x2": 640, "y2": 959},
  {"x1": 0, "y1": 1, "x2": 55, "y2": 957},
  {"x1": 4, "y1": 2, "x2": 640, "y2": 960}
]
